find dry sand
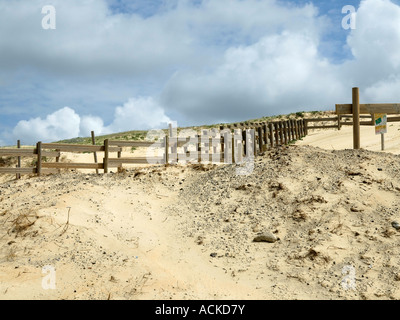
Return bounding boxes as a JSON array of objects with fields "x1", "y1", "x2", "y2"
[{"x1": 2, "y1": 124, "x2": 400, "y2": 300}]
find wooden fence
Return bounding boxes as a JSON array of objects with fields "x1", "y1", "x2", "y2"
[
  {"x1": 0, "y1": 120, "x2": 310, "y2": 178},
  {"x1": 11, "y1": 114, "x2": 390, "y2": 177}
]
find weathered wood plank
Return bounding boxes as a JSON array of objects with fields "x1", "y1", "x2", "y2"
[
  {"x1": 336, "y1": 103, "x2": 400, "y2": 115},
  {"x1": 339, "y1": 122, "x2": 373, "y2": 126},
  {"x1": 41, "y1": 143, "x2": 121, "y2": 153},
  {"x1": 0, "y1": 167, "x2": 36, "y2": 174},
  {"x1": 108, "y1": 157, "x2": 164, "y2": 166},
  {"x1": 307, "y1": 125, "x2": 341, "y2": 129},
  {"x1": 0, "y1": 149, "x2": 35, "y2": 156},
  {"x1": 0, "y1": 149, "x2": 60, "y2": 157},
  {"x1": 108, "y1": 140, "x2": 160, "y2": 148},
  {"x1": 304, "y1": 117, "x2": 339, "y2": 122},
  {"x1": 42, "y1": 163, "x2": 104, "y2": 169}
]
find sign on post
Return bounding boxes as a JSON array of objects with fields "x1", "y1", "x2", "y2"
[
  {"x1": 374, "y1": 113, "x2": 387, "y2": 151},
  {"x1": 374, "y1": 113, "x2": 387, "y2": 135}
]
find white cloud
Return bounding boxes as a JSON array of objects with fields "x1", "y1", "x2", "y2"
[
  {"x1": 346, "y1": 0, "x2": 400, "y2": 80},
  {"x1": 0, "y1": 0, "x2": 203, "y2": 77},
  {"x1": 160, "y1": 0, "x2": 400, "y2": 123},
  {"x1": 79, "y1": 115, "x2": 108, "y2": 138},
  {"x1": 11, "y1": 98, "x2": 172, "y2": 144},
  {"x1": 12, "y1": 107, "x2": 81, "y2": 144},
  {"x1": 161, "y1": 31, "x2": 345, "y2": 122},
  {"x1": 108, "y1": 97, "x2": 172, "y2": 132},
  {"x1": 344, "y1": 0, "x2": 400, "y2": 102},
  {"x1": 0, "y1": 0, "x2": 328, "y2": 78}
]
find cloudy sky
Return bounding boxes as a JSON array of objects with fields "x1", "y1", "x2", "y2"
[{"x1": 1, "y1": 0, "x2": 400, "y2": 145}]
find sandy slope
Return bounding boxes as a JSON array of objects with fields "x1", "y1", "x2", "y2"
[
  {"x1": 1, "y1": 126, "x2": 400, "y2": 300},
  {"x1": 298, "y1": 121, "x2": 400, "y2": 154}
]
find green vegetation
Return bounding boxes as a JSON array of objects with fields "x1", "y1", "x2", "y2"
[
  {"x1": 56, "y1": 130, "x2": 148, "y2": 145},
  {"x1": 51, "y1": 110, "x2": 328, "y2": 145}
]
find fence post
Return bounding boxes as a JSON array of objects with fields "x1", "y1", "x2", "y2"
[
  {"x1": 91, "y1": 131, "x2": 99, "y2": 174},
  {"x1": 258, "y1": 126, "x2": 263, "y2": 153},
  {"x1": 231, "y1": 131, "x2": 235, "y2": 163},
  {"x1": 16, "y1": 140, "x2": 21, "y2": 180},
  {"x1": 337, "y1": 115, "x2": 342, "y2": 131},
  {"x1": 253, "y1": 127, "x2": 258, "y2": 156},
  {"x1": 234, "y1": 129, "x2": 243, "y2": 163},
  {"x1": 36, "y1": 141, "x2": 42, "y2": 176},
  {"x1": 278, "y1": 122, "x2": 283, "y2": 145},
  {"x1": 201, "y1": 129, "x2": 210, "y2": 163},
  {"x1": 269, "y1": 122, "x2": 274, "y2": 147},
  {"x1": 242, "y1": 129, "x2": 247, "y2": 156},
  {"x1": 304, "y1": 119, "x2": 308, "y2": 136},
  {"x1": 221, "y1": 134, "x2": 225, "y2": 157},
  {"x1": 164, "y1": 135, "x2": 169, "y2": 164},
  {"x1": 211, "y1": 128, "x2": 219, "y2": 164},
  {"x1": 197, "y1": 134, "x2": 201, "y2": 163},
  {"x1": 299, "y1": 120, "x2": 303, "y2": 137},
  {"x1": 103, "y1": 139, "x2": 109, "y2": 173},
  {"x1": 263, "y1": 123, "x2": 268, "y2": 150},
  {"x1": 298, "y1": 120, "x2": 302, "y2": 137},
  {"x1": 274, "y1": 122, "x2": 279, "y2": 146},
  {"x1": 352, "y1": 87, "x2": 361, "y2": 149},
  {"x1": 169, "y1": 123, "x2": 178, "y2": 164},
  {"x1": 223, "y1": 131, "x2": 232, "y2": 164},
  {"x1": 300, "y1": 119, "x2": 303, "y2": 137},
  {"x1": 283, "y1": 121, "x2": 288, "y2": 145},
  {"x1": 294, "y1": 120, "x2": 298, "y2": 139}
]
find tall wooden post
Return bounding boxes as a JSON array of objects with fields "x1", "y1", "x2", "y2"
[
  {"x1": 164, "y1": 136, "x2": 169, "y2": 165},
  {"x1": 36, "y1": 141, "x2": 42, "y2": 176},
  {"x1": 103, "y1": 139, "x2": 109, "y2": 173},
  {"x1": 352, "y1": 87, "x2": 361, "y2": 149},
  {"x1": 16, "y1": 140, "x2": 21, "y2": 179}
]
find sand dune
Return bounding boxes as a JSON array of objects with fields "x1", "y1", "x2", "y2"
[{"x1": 1, "y1": 126, "x2": 400, "y2": 300}]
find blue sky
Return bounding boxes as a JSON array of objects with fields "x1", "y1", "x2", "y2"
[{"x1": 1, "y1": 0, "x2": 400, "y2": 145}]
